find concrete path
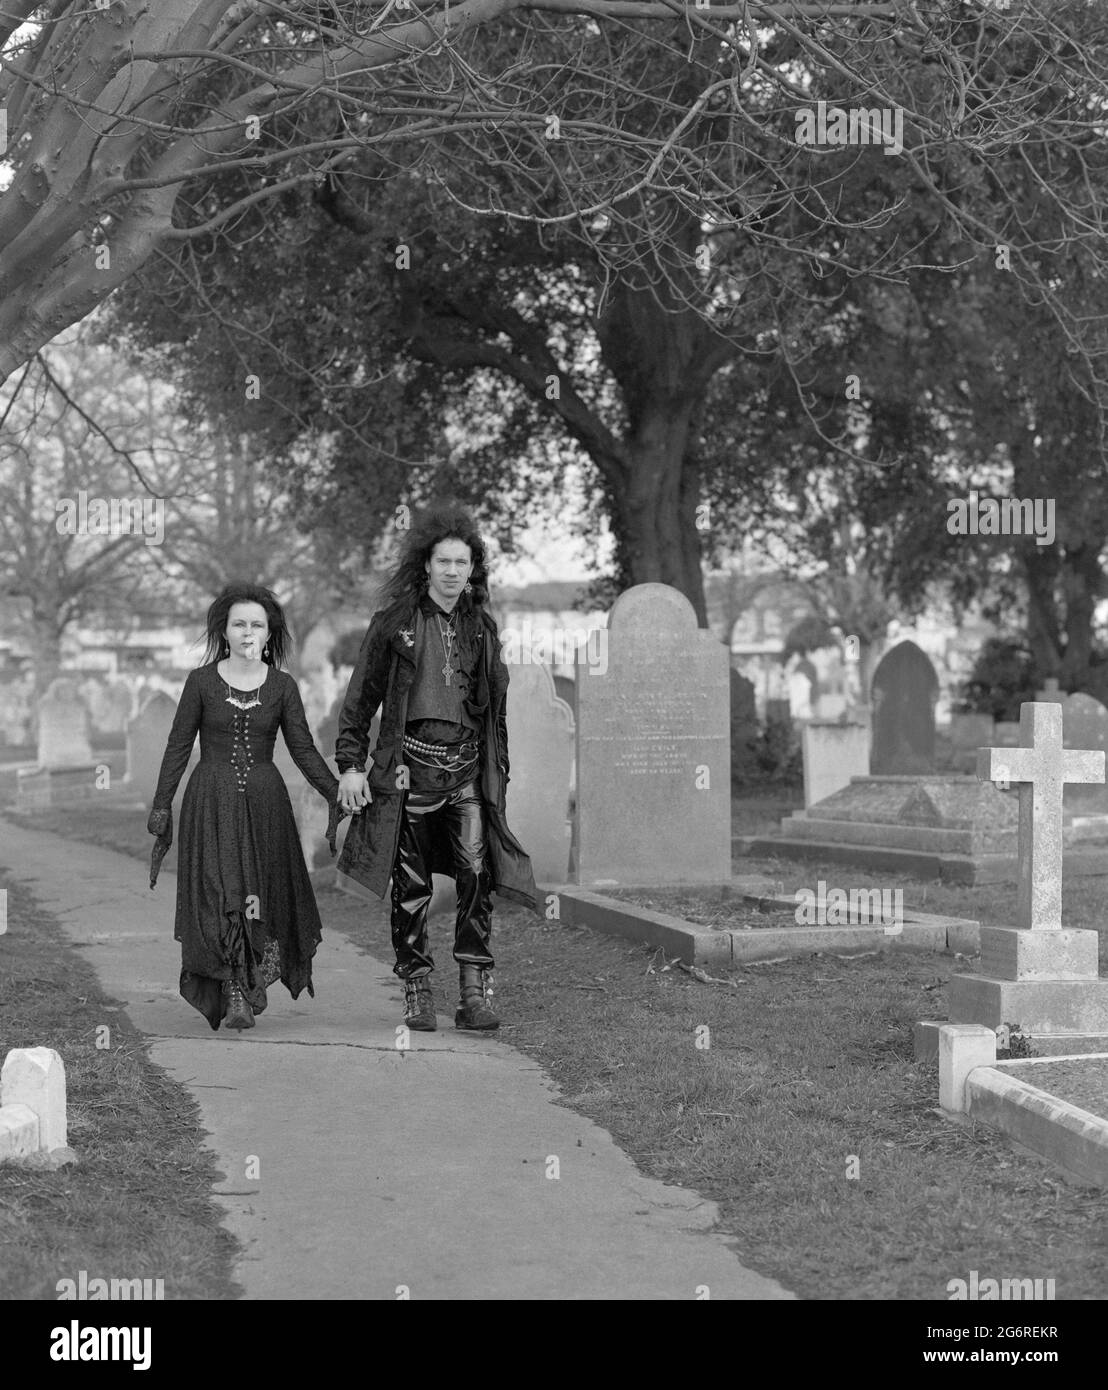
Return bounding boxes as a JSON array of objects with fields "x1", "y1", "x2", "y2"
[{"x1": 0, "y1": 818, "x2": 792, "y2": 1300}]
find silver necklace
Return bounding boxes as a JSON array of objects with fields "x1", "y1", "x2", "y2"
[{"x1": 223, "y1": 666, "x2": 266, "y2": 710}]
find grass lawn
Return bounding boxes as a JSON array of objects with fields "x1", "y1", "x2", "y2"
[
  {"x1": 4, "y1": 774, "x2": 1108, "y2": 1299},
  {"x1": 0, "y1": 872, "x2": 239, "y2": 1301}
]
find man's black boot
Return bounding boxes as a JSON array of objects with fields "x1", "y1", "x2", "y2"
[
  {"x1": 403, "y1": 975, "x2": 437, "y2": 1032},
  {"x1": 455, "y1": 964, "x2": 499, "y2": 1031}
]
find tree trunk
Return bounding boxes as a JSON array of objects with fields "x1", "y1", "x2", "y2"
[
  {"x1": 608, "y1": 398, "x2": 708, "y2": 624},
  {"x1": 592, "y1": 212, "x2": 735, "y2": 627},
  {"x1": 1020, "y1": 541, "x2": 1063, "y2": 677},
  {"x1": 1058, "y1": 544, "x2": 1105, "y2": 687}
]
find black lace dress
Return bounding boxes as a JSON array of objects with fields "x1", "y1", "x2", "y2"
[{"x1": 149, "y1": 662, "x2": 339, "y2": 1030}]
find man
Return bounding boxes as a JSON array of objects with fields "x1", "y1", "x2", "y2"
[{"x1": 335, "y1": 501, "x2": 539, "y2": 1032}]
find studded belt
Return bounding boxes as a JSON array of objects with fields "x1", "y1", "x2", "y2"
[{"x1": 402, "y1": 735, "x2": 479, "y2": 770}]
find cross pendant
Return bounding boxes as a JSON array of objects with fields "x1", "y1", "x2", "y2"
[{"x1": 442, "y1": 662, "x2": 454, "y2": 686}]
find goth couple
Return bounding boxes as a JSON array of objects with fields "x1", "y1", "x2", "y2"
[{"x1": 149, "y1": 501, "x2": 538, "y2": 1033}]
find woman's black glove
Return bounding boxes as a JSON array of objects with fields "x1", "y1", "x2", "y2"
[
  {"x1": 147, "y1": 808, "x2": 173, "y2": 889},
  {"x1": 326, "y1": 797, "x2": 351, "y2": 857}
]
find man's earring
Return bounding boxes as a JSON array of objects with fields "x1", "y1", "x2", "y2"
[{"x1": 464, "y1": 582, "x2": 473, "y2": 594}]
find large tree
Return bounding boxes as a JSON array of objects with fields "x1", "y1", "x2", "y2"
[
  {"x1": 6, "y1": 0, "x2": 1107, "y2": 618},
  {"x1": 2, "y1": 0, "x2": 1106, "y2": 380}
]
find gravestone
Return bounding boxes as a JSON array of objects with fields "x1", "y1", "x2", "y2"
[
  {"x1": 949, "y1": 713, "x2": 995, "y2": 751},
  {"x1": 1059, "y1": 692, "x2": 1108, "y2": 818},
  {"x1": 88, "y1": 681, "x2": 134, "y2": 739},
  {"x1": 0, "y1": 674, "x2": 33, "y2": 748},
  {"x1": 574, "y1": 584, "x2": 730, "y2": 886},
  {"x1": 37, "y1": 679, "x2": 93, "y2": 768},
  {"x1": 870, "y1": 641, "x2": 939, "y2": 774},
  {"x1": 944, "y1": 702, "x2": 1108, "y2": 1038},
  {"x1": 553, "y1": 674, "x2": 576, "y2": 714},
  {"x1": 126, "y1": 690, "x2": 196, "y2": 810},
  {"x1": 505, "y1": 660, "x2": 574, "y2": 883},
  {"x1": 1036, "y1": 678, "x2": 1063, "y2": 704},
  {"x1": 801, "y1": 721, "x2": 870, "y2": 809},
  {"x1": 1061, "y1": 692, "x2": 1108, "y2": 755},
  {"x1": 948, "y1": 712, "x2": 995, "y2": 774}
]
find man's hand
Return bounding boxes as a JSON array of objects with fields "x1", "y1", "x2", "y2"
[{"x1": 339, "y1": 770, "x2": 370, "y2": 812}]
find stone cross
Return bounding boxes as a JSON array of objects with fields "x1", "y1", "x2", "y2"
[{"x1": 977, "y1": 702, "x2": 1104, "y2": 929}]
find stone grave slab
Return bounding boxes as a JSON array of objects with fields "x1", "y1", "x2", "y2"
[{"x1": 739, "y1": 769, "x2": 1108, "y2": 884}]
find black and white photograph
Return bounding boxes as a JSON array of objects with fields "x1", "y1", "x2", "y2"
[{"x1": 1, "y1": 0, "x2": 1106, "y2": 1351}]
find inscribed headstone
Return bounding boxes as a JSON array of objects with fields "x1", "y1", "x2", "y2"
[
  {"x1": 870, "y1": 641, "x2": 939, "y2": 774},
  {"x1": 574, "y1": 584, "x2": 730, "y2": 886}
]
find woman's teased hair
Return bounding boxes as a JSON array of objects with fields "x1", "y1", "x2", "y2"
[
  {"x1": 199, "y1": 583, "x2": 291, "y2": 668},
  {"x1": 379, "y1": 500, "x2": 490, "y2": 611}
]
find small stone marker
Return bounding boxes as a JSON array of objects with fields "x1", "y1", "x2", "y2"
[
  {"x1": 574, "y1": 584, "x2": 730, "y2": 886},
  {"x1": 36, "y1": 678, "x2": 93, "y2": 768},
  {"x1": 1, "y1": 1047, "x2": 67, "y2": 1150},
  {"x1": 870, "y1": 641, "x2": 939, "y2": 774},
  {"x1": 977, "y1": 702, "x2": 1103, "y2": 930},
  {"x1": 1036, "y1": 678, "x2": 1063, "y2": 704},
  {"x1": 505, "y1": 659, "x2": 574, "y2": 882},
  {"x1": 938, "y1": 1024, "x2": 997, "y2": 1113}
]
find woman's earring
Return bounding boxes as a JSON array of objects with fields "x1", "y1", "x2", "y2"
[{"x1": 263, "y1": 643, "x2": 270, "y2": 659}]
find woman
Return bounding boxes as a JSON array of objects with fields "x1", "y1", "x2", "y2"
[{"x1": 147, "y1": 584, "x2": 344, "y2": 1031}]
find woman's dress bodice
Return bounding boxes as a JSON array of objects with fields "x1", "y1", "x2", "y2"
[{"x1": 151, "y1": 663, "x2": 337, "y2": 810}]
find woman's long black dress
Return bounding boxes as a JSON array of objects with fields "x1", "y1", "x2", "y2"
[{"x1": 150, "y1": 662, "x2": 339, "y2": 1030}]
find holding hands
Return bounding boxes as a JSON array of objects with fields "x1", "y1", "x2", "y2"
[{"x1": 338, "y1": 770, "x2": 371, "y2": 813}]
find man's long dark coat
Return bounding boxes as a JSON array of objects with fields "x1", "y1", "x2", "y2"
[{"x1": 335, "y1": 596, "x2": 540, "y2": 914}]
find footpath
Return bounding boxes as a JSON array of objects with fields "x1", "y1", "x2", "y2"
[{"x1": 0, "y1": 818, "x2": 792, "y2": 1300}]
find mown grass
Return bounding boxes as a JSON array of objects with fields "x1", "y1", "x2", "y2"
[
  {"x1": 6, "y1": 776, "x2": 1108, "y2": 1299},
  {"x1": 0, "y1": 873, "x2": 239, "y2": 1301}
]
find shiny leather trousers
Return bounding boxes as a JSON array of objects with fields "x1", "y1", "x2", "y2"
[{"x1": 390, "y1": 780, "x2": 494, "y2": 979}]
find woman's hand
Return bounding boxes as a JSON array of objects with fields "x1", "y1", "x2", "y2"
[{"x1": 338, "y1": 770, "x2": 370, "y2": 813}]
